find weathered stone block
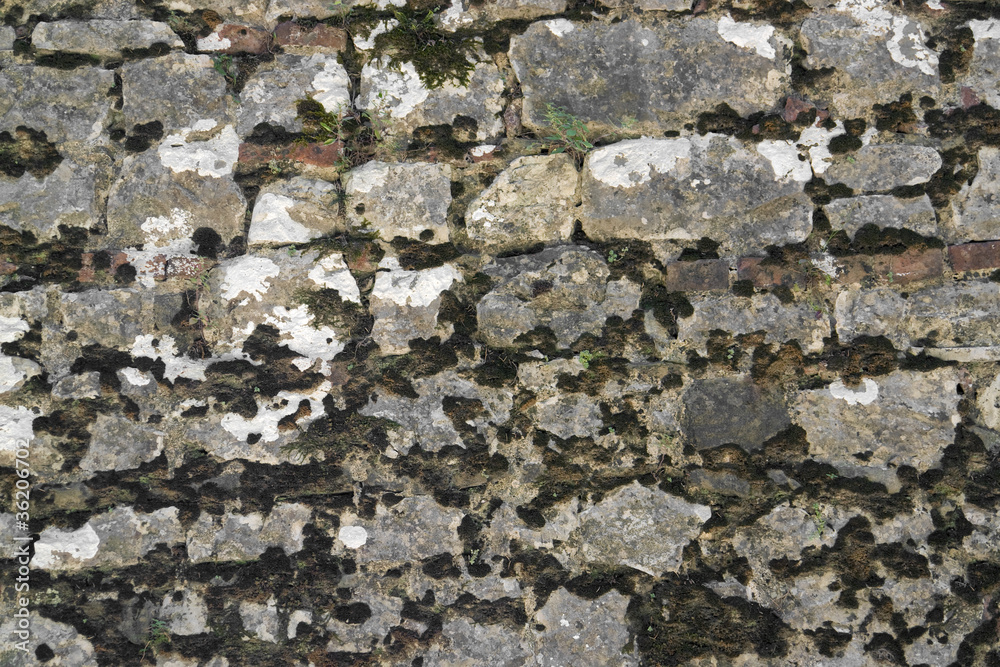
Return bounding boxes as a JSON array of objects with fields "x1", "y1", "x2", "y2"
[
  {"x1": 825, "y1": 194, "x2": 937, "y2": 237},
  {"x1": 345, "y1": 161, "x2": 452, "y2": 243},
  {"x1": 464, "y1": 154, "x2": 578, "y2": 252},
  {"x1": 948, "y1": 147, "x2": 1000, "y2": 244},
  {"x1": 196, "y1": 24, "x2": 272, "y2": 54},
  {"x1": 949, "y1": 241, "x2": 1000, "y2": 272},
  {"x1": 580, "y1": 135, "x2": 812, "y2": 254},
  {"x1": 510, "y1": 18, "x2": 790, "y2": 133},
  {"x1": 121, "y1": 53, "x2": 233, "y2": 134},
  {"x1": 0, "y1": 65, "x2": 114, "y2": 144},
  {"x1": 823, "y1": 145, "x2": 941, "y2": 191},
  {"x1": 836, "y1": 247, "x2": 943, "y2": 285},
  {"x1": 963, "y1": 19, "x2": 1000, "y2": 109},
  {"x1": 0, "y1": 159, "x2": 104, "y2": 239},
  {"x1": 273, "y1": 22, "x2": 348, "y2": 52},
  {"x1": 238, "y1": 54, "x2": 350, "y2": 136},
  {"x1": 248, "y1": 177, "x2": 341, "y2": 245},
  {"x1": 32, "y1": 20, "x2": 182, "y2": 58},
  {"x1": 664, "y1": 260, "x2": 730, "y2": 292},
  {"x1": 369, "y1": 257, "x2": 461, "y2": 354},
  {"x1": 683, "y1": 376, "x2": 791, "y2": 450}
]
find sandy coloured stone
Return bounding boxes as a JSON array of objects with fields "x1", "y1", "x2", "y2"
[
  {"x1": 344, "y1": 161, "x2": 452, "y2": 243},
  {"x1": 824, "y1": 194, "x2": 938, "y2": 237},
  {"x1": 947, "y1": 147, "x2": 1000, "y2": 243},
  {"x1": 121, "y1": 53, "x2": 234, "y2": 134},
  {"x1": 32, "y1": 20, "x2": 182, "y2": 58},
  {"x1": 683, "y1": 376, "x2": 791, "y2": 450},
  {"x1": 824, "y1": 145, "x2": 941, "y2": 191}
]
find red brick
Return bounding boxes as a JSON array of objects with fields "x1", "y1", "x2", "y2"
[
  {"x1": 78, "y1": 252, "x2": 95, "y2": 283},
  {"x1": 274, "y1": 22, "x2": 348, "y2": 51},
  {"x1": 736, "y1": 257, "x2": 807, "y2": 288},
  {"x1": 237, "y1": 141, "x2": 344, "y2": 170},
  {"x1": 948, "y1": 241, "x2": 1000, "y2": 272},
  {"x1": 836, "y1": 248, "x2": 943, "y2": 286},
  {"x1": 664, "y1": 259, "x2": 729, "y2": 291}
]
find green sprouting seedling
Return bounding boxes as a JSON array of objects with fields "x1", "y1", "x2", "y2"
[
  {"x1": 608, "y1": 249, "x2": 619, "y2": 263},
  {"x1": 811, "y1": 503, "x2": 826, "y2": 539},
  {"x1": 140, "y1": 619, "x2": 171, "y2": 663},
  {"x1": 212, "y1": 54, "x2": 236, "y2": 84},
  {"x1": 542, "y1": 103, "x2": 594, "y2": 160},
  {"x1": 578, "y1": 349, "x2": 603, "y2": 369}
]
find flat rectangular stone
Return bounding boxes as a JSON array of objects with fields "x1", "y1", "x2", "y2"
[
  {"x1": 836, "y1": 282, "x2": 1000, "y2": 348},
  {"x1": 664, "y1": 259, "x2": 730, "y2": 291},
  {"x1": 236, "y1": 141, "x2": 343, "y2": 171},
  {"x1": 948, "y1": 241, "x2": 1000, "y2": 272},
  {"x1": 274, "y1": 22, "x2": 347, "y2": 52},
  {"x1": 197, "y1": 24, "x2": 272, "y2": 54},
  {"x1": 836, "y1": 248, "x2": 944, "y2": 286},
  {"x1": 32, "y1": 20, "x2": 182, "y2": 58}
]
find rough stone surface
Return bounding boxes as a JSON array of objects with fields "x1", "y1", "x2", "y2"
[
  {"x1": 358, "y1": 58, "x2": 505, "y2": 141},
  {"x1": 186, "y1": 503, "x2": 311, "y2": 563},
  {"x1": 477, "y1": 246, "x2": 641, "y2": 348},
  {"x1": 238, "y1": 54, "x2": 350, "y2": 136},
  {"x1": 79, "y1": 414, "x2": 164, "y2": 472},
  {"x1": 510, "y1": 18, "x2": 790, "y2": 133},
  {"x1": 121, "y1": 53, "x2": 233, "y2": 134},
  {"x1": 0, "y1": 65, "x2": 114, "y2": 144},
  {"x1": 464, "y1": 154, "x2": 578, "y2": 252},
  {"x1": 580, "y1": 135, "x2": 813, "y2": 254},
  {"x1": 823, "y1": 144, "x2": 942, "y2": 191},
  {"x1": 964, "y1": 18, "x2": 1000, "y2": 108},
  {"x1": 572, "y1": 482, "x2": 711, "y2": 575},
  {"x1": 948, "y1": 146, "x2": 1000, "y2": 243},
  {"x1": 369, "y1": 257, "x2": 461, "y2": 354},
  {"x1": 31, "y1": 20, "x2": 183, "y2": 57},
  {"x1": 248, "y1": 177, "x2": 341, "y2": 245},
  {"x1": 344, "y1": 161, "x2": 452, "y2": 243},
  {"x1": 799, "y1": 11, "x2": 941, "y2": 117},
  {"x1": 678, "y1": 292, "x2": 831, "y2": 353},
  {"x1": 791, "y1": 368, "x2": 961, "y2": 478},
  {"x1": 532, "y1": 589, "x2": 637, "y2": 667},
  {"x1": 683, "y1": 376, "x2": 791, "y2": 450},
  {"x1": 836, "y1": 282, "x2": 1000, "y2": 349},
  {"x1": 824, "y1": 194, "x2": 937, "y2": 237},
  {"x1": 949, "y1": 241, "x2": 1000, "y2": 272},
  {"x1": 0, "y1": 159, "x2": 104, "y2": 239}
]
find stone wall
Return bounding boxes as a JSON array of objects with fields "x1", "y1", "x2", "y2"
[{"x1": 1, "y1": 0, "x2": 1000, "y2": 664}]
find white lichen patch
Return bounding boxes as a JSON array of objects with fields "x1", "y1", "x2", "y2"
[
  {"x1": 196, "y1": 31, "x2": 232, "y2": 51},
  {"x1": 221, "y1": 256, "x2": 281, "y2": 303},
  {"x1": 588, "y1": 137, "x2": 693, "y2": 189},
  {"x1": 545, "y1": 19, "x2": 575, "y2": 37},
  {"x1": 371, "y1": 258, "x2": 461, "y2": 308},
  {"x1": 756, "y1": 139, "x2": 812, "y2": 182},
  {"x1": 887, "y1": 17, "x2": 938, "y2": 75},
  {"x1": 969, "y1": 18, "x2": 1000, "y2": 42},
  {"x1": 158, "y1": 124, "x2": 240, "y2": 178},
  {"x1": 0, "y1": 314, "x2": 29, "y2": 343},
  {"x1": 308, "y1": 254, "x2": 361, "y2": 303},
  {"x1": 220, "y1": 381, "x2": 331, "y2": 443},
  {"x1": 263, "y1": 305, "x2": 346, "y2": 371},
  {"x1": 836, "y1": 0, "x2": 894, "y2": 35},
  {"x1": 308, "y1": 56, "x2": 351, "y2": 113},
  {"x1": 338, "y1": 525, "x2": 368, "y2": 549},
  {"x1": 470, "y1": 144, "x2": 496, "y2": 158},
  {"x1": 345, "y1": 160, "x2": 389, "y2": 195},
  {"x1": 717, "y1": 15, "x2": 776, "y2": 59},
  {"x1": 353, "y1": 19, "x2": 397, "y2": 51},
  {"x1": 797, "y1": 121, "x2": 846, "y2": 175},
  {"x1": 829, "y1": 378, "x2": 879, "y2": 405},
  {"x1": 361, "y1": 58, "x2": 429, "y2": 119},
  {"x1": 0, "y1": 405, "x2": 35, "y2": 453},
  {"x1": 120, "y1": 367, "x2": 152, "y2": 387},
  {"x1": 248, "y1": 194, "x2": 318, "y2": 245},
  {"x1": 132, "y1": 334, "x2": 209, "y2": 382},
  {"x1": 31, "y1": 524, "x2": 101, "y2": 569}
]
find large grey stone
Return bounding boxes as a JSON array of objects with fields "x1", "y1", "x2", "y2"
[
  {"x1": 510, "y1": 18, "x2": 789, "y2": 134},
  {"x1": 678, "y1": 292, "x2": 831, "y2": 354},
  {"x1": 0, "y1": 159, "x2": 104, "y2": 239},
  {"x1": 683, "y1": 376, "x2": 791, "y2": 450},
  {"x1": 79, "y1": 414, "x2": 163, "y2": 472},
  {"x1": 947, "y1": 147, "x2": 1000, "y2": 243},
  {"x1": 572, "y1": 482, "x2": 711, "y2": 575},
  {"x1": 31, "y1": 20, "x2": 182, "y2": 58},
  {"x1": 357, "y1": 58, "x2": 505, "y2": 142},
  {"x1": 238, "y1": 54, "x2": 350, "y2": 136},
  {"x1": 823, "y1": 145, "x2": 941, "y2": 191},
  {"x1": 121, "y1": 53, "x2": 234, "y2": 133},
  {"x1": 32, "y1": 506, "x2": 184, "y2": 571},
  {"x1": 825, "y1": 194, "x2": 937, "y2": 237},
  {"x1": 59, "y1": 289, "x2": 143, "y2": 348},
  {"x1": 15, "y1": 0, "x2": 143, "y2": 19},
  {"x1": 835, "y1": 282, "x2": 1000, "y2": 349},
  {"x1": 248, "y1": 177, "x2": 341, "y2": 245},
  {"x1": 531, "y1": 589, "x2": 637, "y2": 667},
  {"x1": 1, "y1": 26, "x2": 16, "y2": 51},
  {"x1": 799, "y1": 12, "x2": 941, "y2": 117},
  {"x1": 186, "y1": 503, "x2": 311, "y2": 563},
  {"x1": 369, "y1": 257, "x2": 462, "y2": 354},
  {"x1": 791, "y1": 368, "x2": 961, "y2": 476},
  {"x1": 339, "y1": 496, "x2": 465, "y2": 562},
  {"x1": 0, "y1": 65, "x2": 114, "y2": 144},
  {"x1": 477, "y1": 246, "x2": 641, "y2": 348},
  {"x1": 580, "y1": 135, "x2": 812, "y2": 254},
  {"x1": 963, "y1": 19, "x2": 1000, "y2": 108},
  {"x1": 424, "y1": 619, "x2": 531, "y2": 667},
  {"x1": 465, "y1": 154, "x2": 579, "y2": 252},
  {"x1": 106, "y1": 131, "x2": 246, "y2": 252},
  {"x1": 344, "y1": 161, "x2": 452, "y2": 243}
]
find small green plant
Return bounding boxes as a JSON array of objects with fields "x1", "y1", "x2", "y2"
[
  {"x1": 811, "y1": 503, "x2": 826, "y2": 539},
  {"x1": 140, "y1": 619, "x2": 171, "y2": 663},
  {"x1": 212, "y1": 54, "x2": 236, "y2": 85},
  {"x1": 578, "y1": 349, "x2": 603, "y2": 369},
  {"x1": 373, "y1": 7, "x2": 476, "y2": 89},
  {"x1": 541, "y1": 104, "x2": 594, "y2": 161},
  {"x1": 726, "y1": 347, "x2": 736, "y2": 361}
]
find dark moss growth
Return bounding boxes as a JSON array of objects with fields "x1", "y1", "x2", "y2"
[
  {"x1": 732, "y1": 279, "x2": 755, "y2": 298},
  {"x1": 472, "y1": 345, "x2": 518, "y2": 388},
  {"x1": 726, "y1": 0, "x2": 812, "y2": 27},
  {"x1": 640, "y1": 284, "x2": 693, "y2": 337},
  {"x1": 123, "y1": 120, "x2": 164, "y2": 153},
  {"x1": 34, "y1": 53, "x2": 101, "y2": 69},
  {"x1": 843, "y1": 118, "x2": 866, "y2": 136},
  {"x1": 390, "y1": 238, "x2": 460, "y2": 270},
  {"x1": 934, "y1": 26, "x2": 975, "y2": 84},
  {"x1": 409, "y1": 123, "x2": 479, "y2": 159},
  {"x1": 0, "y1": 225, "x2": 92, "y2": 291},
  {"x1": 678, "y1": 237, "x2": 721, "y2": 261},
  {"x1": 630, "y1": 578, "x2": 791, "y2": 665},
  {"x1": 0, "y1": 126, "x2": 62, "y2": 178},
  {"x1": 695, "y1": 103, "x2": 797, "y2": 141},
  {"x1": 849, "y1": 223, "x2": 944, "y2": 256},
  {"x1": 373, "y1": 8, "x2": 476, "y2": 89},
  {"x1": 873, "y1": 94, "x2": 917, "y2": 133},
  {"x1": 791, "y1": 41, "x2": 836, "y2": 89},
  {"x1": 771, "y1": 284, "x2": 794, "y2": 304},
  {"x1": 828, "y1": 134, "x2": 862, "y2": 154},
  {"x1": 928, "y1": 103, "x2": 1000, "y2": 151},
  {"x1": 804, "y1": 177, "x2": 854, "y2": 206},
  {"x1": 822, "y1": 334, "x2": 898, "y2": 384}
]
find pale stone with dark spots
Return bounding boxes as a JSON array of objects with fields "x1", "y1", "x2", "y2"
[
  {"x1": 248, "y1": 177, "x2": 342, "y2": 245},
  {"x1": 32, "y1": 20, "x2": 182, "y2": 58},
  {"x1": 238, "y1": 54, "x2": 350, "y2": 136},
  {"x1": 531, "y1": 589, "x2": 637, "y2": 667},
  {"x1": 823, "y1": 145, "x2": 941, "y2": 191},
  {"x1": 683, "y1": 376, "x2": 791, "y2": 450},
  {"x1": 121, "y1": 53, "x2": 234, "y2": 134},
  {"x1": 824, "y1": 194, "x2": 937, "y2": 237},
  {"x1": 947, "y1": 147, "x2": 1000, "y2": 243},
  {"x1": 0, "y1": 65, "x2": 115, "y2": 144},
  {"x1": 0, "y1": 159, "x2": 104, "y2": 239},
  {"x1": 344, "y1": 161, "x2": 452, "y2": 243}
]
